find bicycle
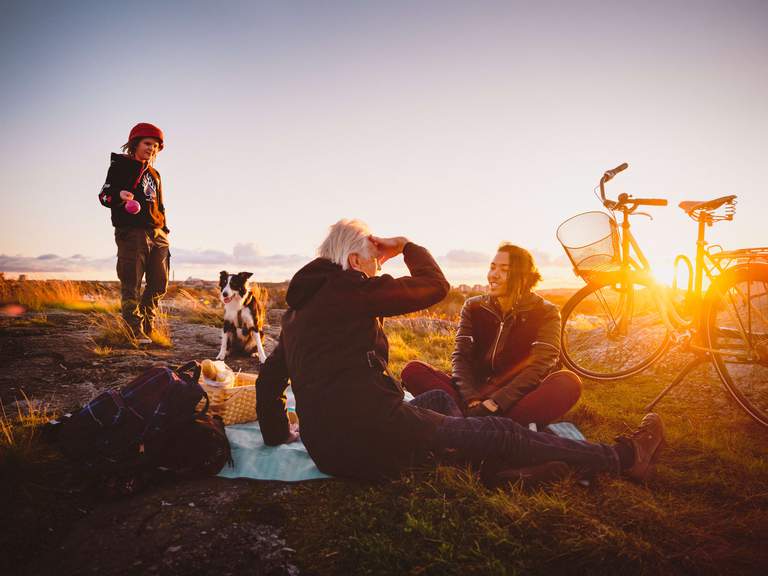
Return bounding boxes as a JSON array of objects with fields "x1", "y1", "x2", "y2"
[{"x1": 556, "y1": 163, "x2": 768, "y2": 427}]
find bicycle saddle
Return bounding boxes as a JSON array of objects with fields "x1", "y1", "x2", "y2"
[{"x1": 678, "y1": 195, "x2": 737, "y2": 215}]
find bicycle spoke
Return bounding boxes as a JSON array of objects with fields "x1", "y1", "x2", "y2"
[
  {"x1": 561, "y1": 275, "x2": 669, "y2": 379},
  {"x1": 708, "y1": 266, "x2": 768, "y2": 426}
]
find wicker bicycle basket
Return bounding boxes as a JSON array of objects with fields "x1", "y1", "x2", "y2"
[
  {"x1": 198, "y1": 371, "x2": 257, "y2": 425},
  {"x1": 556, "y1": 211, "x2": 620, "y2": 277}
]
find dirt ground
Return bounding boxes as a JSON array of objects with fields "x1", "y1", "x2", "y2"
[{"x1": 1, "y1": 309, "x2": 304, "y2": 576}]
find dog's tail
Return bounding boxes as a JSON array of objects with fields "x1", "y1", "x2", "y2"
[{"x1": 247, "y1": 283, "x2": 269, "y2": 329}]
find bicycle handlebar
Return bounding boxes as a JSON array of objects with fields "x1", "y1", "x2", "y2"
[
  {"x1": 599, "y1": 163, "x2": 668, "y2": 211},
  {"x1": 602, "y1": 163, "x2": 628, "y2": 182},
  {"x1": 630, "y1": 197, "x2": 668, "y2": 207}
]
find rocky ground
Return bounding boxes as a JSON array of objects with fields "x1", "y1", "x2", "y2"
[{"x1": 1, "y1": 308, "x2": 305, "y2": 576}]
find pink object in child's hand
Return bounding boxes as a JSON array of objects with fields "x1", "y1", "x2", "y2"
[{"x1": 125, "y1": 200, "x2": 141, "y2": 214}]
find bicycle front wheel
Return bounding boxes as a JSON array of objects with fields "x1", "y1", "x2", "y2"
[
  {"x1": 561, "y1": 273, "x2": 671, "y2": 380},
  {"x1": 705, "y1": 263, "x2": 768, "y2": 427}
]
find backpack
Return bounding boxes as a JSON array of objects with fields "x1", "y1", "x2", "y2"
[
  {"x1": 154, "y1": 413, "x2": 233, "y2": 476},
  {"x1": 53, "y1": 361, "x2": 231, "y2": 483}
]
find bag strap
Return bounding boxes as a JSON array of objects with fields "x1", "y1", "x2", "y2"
[
  {"x1": 176, "y1": 360, "x2": 201, "y2": 382},
  {"x1": 86, "y1": 389, "x2": 126, "y2": 428},
  {"x1": 175, "y1": 360, "x2": 209, "y2": 417},
  {"x1": 196, "y1": 391, "x2": 210, "y2": 417}
]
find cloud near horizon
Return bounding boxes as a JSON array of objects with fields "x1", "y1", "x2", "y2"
[{"x1": 0, "y1": 244, "x2": 571, "y2": 284}]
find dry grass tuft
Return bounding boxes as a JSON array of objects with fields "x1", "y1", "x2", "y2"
[
  {"x1": 91, "y1": 344, "x2": 113, "y2": 356},
  {"x1": 148, "y1": 308, "x2": 173, "y2": 348},
  {"x1": 89, "y1": 311, "x2": 140, "y2": 348},
  {"x1": 0, "y1": 391, "x2": 55, "y2": 449},
  {"x1": 173, "y1": 287, "x2": 222, "y2": 327},
  {"x1": 0, "y1": 278, "x2": 118, "y2": 313}
]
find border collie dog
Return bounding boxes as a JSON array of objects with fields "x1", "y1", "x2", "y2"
[{"x1": 216, "y1": 271, "x2": 268, "y2": 363}]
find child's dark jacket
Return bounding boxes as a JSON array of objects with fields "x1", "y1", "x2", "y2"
[{"x1": 98, "y1": 153, "x2": 168, "y2": 231}]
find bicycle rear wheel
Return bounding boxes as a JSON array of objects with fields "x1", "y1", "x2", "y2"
[
  {"x1": 705, "y1": 263, "x2": 768, "y2": 427},
  {"x1": 561, "y1": 273, "x2": 671, "y2": 380}
]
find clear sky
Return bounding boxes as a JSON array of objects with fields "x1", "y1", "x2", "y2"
[{"x1": 1, "y1": 0, "x2": 766, "y2": 287}]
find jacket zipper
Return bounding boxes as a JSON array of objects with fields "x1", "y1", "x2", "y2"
[{"x1": 491, "y1": 320, "x2": 505, "y2": 372}]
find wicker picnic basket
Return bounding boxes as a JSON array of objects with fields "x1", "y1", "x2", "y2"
[{"x1": 198, "y1": 371, "x2": 258, "y2": 425}]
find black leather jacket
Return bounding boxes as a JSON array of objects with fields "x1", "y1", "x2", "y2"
[{"x1": 451, "y1": 293, "x2": 561, "y2": 411}]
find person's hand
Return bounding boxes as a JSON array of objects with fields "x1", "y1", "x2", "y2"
[
  {"x1": 369, "y1": 236, "x2": 409, "y2": 265},
  {"x1": 465, "y1": 400, "x2": 493, "y2": 418},
  {"x1": 285, "y1": 422, "x2": 300, "y2": 444},
  {"x1": 119, "y1": 190, "x2": 134, "y2": 202}
]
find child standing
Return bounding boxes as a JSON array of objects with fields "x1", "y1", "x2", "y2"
[{"x1": 98, "y1": 123, "x2": 170, "y2": 343}]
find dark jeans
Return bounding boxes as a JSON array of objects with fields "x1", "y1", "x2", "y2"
[
  {"x1": 409, "y1": 390, "x2": 620, "y2": 474},
  {"x1": 114, "y1": 227, "x2": 169, "y2": 332}
]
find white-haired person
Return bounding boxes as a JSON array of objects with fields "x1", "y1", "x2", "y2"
[{"x1": 256, "y1": 219, "x2": 665, "y2": 485}]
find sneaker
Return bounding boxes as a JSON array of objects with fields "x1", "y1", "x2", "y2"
[
  {"x1": 488, "y1": 460, "x2": 570, "y2": 490},
  {"x1": 617, "y1": 413, "x2": 665, "y2": 482}
]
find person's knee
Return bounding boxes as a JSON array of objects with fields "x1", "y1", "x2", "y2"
[
  {"x1": 400, "y1": 360, "x2": 432, "y2": 382},
  {"x1": 556, "y1": 370, "x2": 582, "y2": 403}
]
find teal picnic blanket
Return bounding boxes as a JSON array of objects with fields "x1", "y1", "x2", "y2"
[
  {"x1": 218, "y1": 421, "x2": 331, "y2": 482},
  {"x1": 545, "y1": 421, "x2": 587, "y2": 441},
  {"x1": 217, "y1": 419, "x2": 587, "y2": 482}
]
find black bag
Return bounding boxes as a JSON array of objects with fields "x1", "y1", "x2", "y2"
[
  {"x1": 153, "y1": 414, "x2": 233, "y2": 477},
  {"x1": 54, "y1": 361, "x2": 216, "y2": 474}
]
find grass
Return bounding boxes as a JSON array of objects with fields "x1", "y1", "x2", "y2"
[
  {"x1": 173, "y1": 287, "x2": 222, "y2": 327},
  {"x1": 0, "y1": 391, "x2": 54, "y2": 448},
  {"x1": 385, "y1": 319, "x2": 455, "y2": 377},
  {"x1": 88, "y1": 307, "x2": 173, "y2": 350},
  {"x1": 148, "y1": 307, "x2": 173, "y2": 347},
  {"x1": 0, "y1": 278, "x2": 119, "y2": 313},
  {"x1": 89, "y1": 311, "x2": 140, "y2": 348}
]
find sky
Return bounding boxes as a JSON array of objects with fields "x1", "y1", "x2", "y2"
[{"x1": 1, "y1": 0, "x2": 766, "y2": 288}]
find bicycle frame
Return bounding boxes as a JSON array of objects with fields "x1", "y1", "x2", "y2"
[{"x1": 609, "y1": 202, "x2": 743, "y2": 339}]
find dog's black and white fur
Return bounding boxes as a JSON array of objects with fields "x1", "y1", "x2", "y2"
[{"x1": 216, "y1": 271, "x2": 268, "y2": 363}]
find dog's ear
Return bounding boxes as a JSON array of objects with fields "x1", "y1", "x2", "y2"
[
  {"x1": 219, "y1": 271, "x2": 229, "y2": 287},
  {"x1": 238, "y1": 272, "x2": 253, "y2": 281}
]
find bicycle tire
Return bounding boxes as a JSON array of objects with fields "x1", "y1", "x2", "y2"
[
  {"x1": 561, "y1": 273, "x2": 671, "y2": 380},
  {"x1": 705, "y1": 263, "x2": 768, "y2": 427}
]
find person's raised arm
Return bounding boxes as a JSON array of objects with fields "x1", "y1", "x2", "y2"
[{"x1": 352, "y1": 238, "x2": 450, "y2": 317}]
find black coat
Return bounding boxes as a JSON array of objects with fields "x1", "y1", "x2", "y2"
[
  {"x1": 98, "y1": 153, "x2": 167, "y2": 231},
  {"x1": 256, "y1": 243, "x2": 450, "y2": 480}
]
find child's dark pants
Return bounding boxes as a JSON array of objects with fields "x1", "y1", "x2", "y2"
[{"x1": 114, "y1": 227, "x2": 169, "y2": 335}]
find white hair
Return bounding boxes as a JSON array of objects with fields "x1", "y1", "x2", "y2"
[{"x1": 317, "y1": 219, "x2": 374, "y2": 270}]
